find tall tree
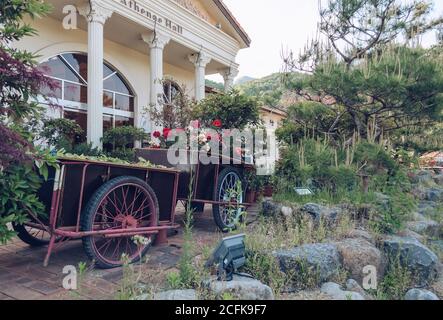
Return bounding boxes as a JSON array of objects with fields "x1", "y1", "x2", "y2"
[{"x1": 283, "y1": 0, "x2": 443, "y2": 140}]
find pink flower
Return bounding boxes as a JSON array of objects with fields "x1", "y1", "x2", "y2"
[{"x1": 163, "y1": 128, "x2": 171, "y2": 138}]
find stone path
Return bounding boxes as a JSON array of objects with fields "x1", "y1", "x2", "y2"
[{"x1": 0, "y1": 204, "x2": 259, "y2": 300}]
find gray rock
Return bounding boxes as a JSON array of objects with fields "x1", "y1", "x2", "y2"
[
  {"x1": 274, "y1": 243, "x2": 342, "y2": 282},
  {"x1": 205, "y1": 275, "x2": 274, "y2": 300},
  {"x1": 320, "y1": 282, "x2": 365, "y2": 300},
  {"x1": 301, "y1": 203, "x2": 340, "y2": 224},
  {"x1": 425, "y1": 188, "x2": 443, "y2": 202},
  {"x1": 154, "y1": 289, "x2": 197, "y2": 300},
  {"x1": 347, "y1": 229, "x2": 375, "y2": 244},
  {"x1": 412, "y1": 170, "x2": 435, "y2": 185},
  {"x1": 397, "y1": 229, "x2": 425, "y2": 242},
  {"x1": 346, "y1": 279, "x2": 373, "y2": 300},
  {"x1": 417, "y1": 201, "x2": 438, "y2": 216},
  {"x1": 383, "y1": 236, "x2": 439, "y2": 286},
  {"x1": 375, "y1": 192, "x2": 390, "y2": 210},
  {"x1": 335, "y1": 238, "x2": 384, "y2": 284},
  {"x1": 433, "y1": 174, "x2": 443, "y2": 186},
  {"x1": 406, "y1": 220, "x2": 440, "y2": 236},
  {"x1": 280, "y1": 206, "x2": 294, "y2": 218},
  {"x1": 404, "y1": 288, "x2": 439, "y2": 300},
  {"x1": 262, "y1": 200, "x2": 282, "y2": 217}
]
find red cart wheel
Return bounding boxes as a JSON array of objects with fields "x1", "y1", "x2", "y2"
[
  {"x1": 212, "y1": 167, "x2": 246, "y2": 233},
  {"x1": 81, "y1": 176, "x2": 159, "y2": 269}
]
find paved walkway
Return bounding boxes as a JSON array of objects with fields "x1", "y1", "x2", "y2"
[{"x1": 0, "y1": 204, "x2": 259, "y2": 300}]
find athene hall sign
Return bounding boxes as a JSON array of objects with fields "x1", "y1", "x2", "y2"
[{"x1": 118, "y1": 0, "x2": 184, "y2": 34}]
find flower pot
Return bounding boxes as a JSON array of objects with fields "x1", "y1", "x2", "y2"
[
  {"x1": 263, "y1": 185, "x2": 274, "y2": 197},
  {"x1": 246, "y1": 190, "x2": 257, "y2": 204}
]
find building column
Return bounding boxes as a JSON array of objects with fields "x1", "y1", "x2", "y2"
[
  {"x1": 221, "y1": 67, "x2": 239, "y2": 91},
  {"x1": 79, "y1": 1, "x2": 112, "y2": 148},
  {"x1": 189, "y1": 52, "x2": 211, "y2": 101},
  {"x1": 142, "y1": 32, "x2": 170, "y2": 133}
]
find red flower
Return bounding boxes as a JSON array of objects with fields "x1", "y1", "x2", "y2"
[
  {"x1": 153, "y1": 131, "x2": 161, "y2": 138},
  {"x1": 212, "y1": 119, "x2": 222, "y2": 128},
  {"x1": 206, "y1": 134, "x2": 212, "y2": 141},
  {"x1": 163, "y1": 128, "x2": 171, "y2": 138}
]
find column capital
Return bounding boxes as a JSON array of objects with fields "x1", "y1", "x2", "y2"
[
  {"x1": 142, "y1": 32, "x2": 171, "y2": 50},
  {"x1": 220, "y1": 67, "x2": 239, "y2": 82},
  {"x1": 188, "y1": 52, "x2": 211, "y2": 68},
  {"x1": 78, "y1": 1, "x2": 113, "y2": 25}
]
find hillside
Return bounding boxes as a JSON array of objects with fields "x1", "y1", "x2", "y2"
[{"x1": 236, "y1": 72, "x2": 305, "y2": 109}]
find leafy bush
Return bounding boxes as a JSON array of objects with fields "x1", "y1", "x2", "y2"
[
  {"x1": 276, "y1": 138, "x2": 358, "y2": 192},
  {"x1": 192, "y1": 90, "x2": 260, "y2": 130},
  {"x1": 40, "y1": 118, "x2": 85, "y2": 150},
  {"x1": 102, "y1": 126, "x2": 147, "y2": 161}
]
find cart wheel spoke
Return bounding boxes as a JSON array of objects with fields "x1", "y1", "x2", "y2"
[{"x1": 84, "y1": 178, "x2": 158, "y2": 268}]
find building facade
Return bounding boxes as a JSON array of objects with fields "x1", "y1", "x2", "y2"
[{"x1": 13, "y1": 0, "x2": 250, "y2": 147}]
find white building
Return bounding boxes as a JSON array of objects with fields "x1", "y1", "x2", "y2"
[{"x1": 13, "y1": 0, "x2": 250, "y2": 147}]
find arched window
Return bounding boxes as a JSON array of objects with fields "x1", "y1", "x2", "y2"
[
  {"x1": 163, "y1": 79, "x2": 183, "y2": 107},
  {"x1": 39, "y1": 53, "x2": 135, "y2": 138}
]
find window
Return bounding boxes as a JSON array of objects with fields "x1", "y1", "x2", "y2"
[
  {"x1": 40, "y1": 52, "x2": 135, "y2": 132},
  {"x1": 163, "y1": 80, "x2": 183, "y2": 107}
]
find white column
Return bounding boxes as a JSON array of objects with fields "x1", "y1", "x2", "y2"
[
  {"x1": 189, "y1": 52, "x2": 211, "y2": 101},
  {"x1": 221, "y1": 67, "x2": 239, "y2": 91},
  {"x1": 79, "y1": 1, "x2": 112, "y2": 148},
  {"x1": 142, "y1": 32, "x2": 170, "y2": 133}
]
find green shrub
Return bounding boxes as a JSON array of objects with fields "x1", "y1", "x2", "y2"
[
  {"x1": 102, "y1": 126, "x2": 147, "y2": 161},
  {"x1": 276, "y1": 138, "x2": 358, "y2": 192},
  {"x1": 40, "y1": 118, "x2": 85, "y2": 150},
  {"x1": 191, "y1": 90, "x2": 260, "y2": 129}
]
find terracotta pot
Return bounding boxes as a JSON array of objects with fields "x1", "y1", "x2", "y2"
[
  {"x1": 263, "y1": 185, "x2": 274, "y2": 197},
  {"x1": 246, "y1": 190, "x2": 257, "y2": 204}
]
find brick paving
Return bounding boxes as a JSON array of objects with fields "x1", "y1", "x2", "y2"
[{"x1": 0, "y1": 204, "x2": 259, "y2": 300}]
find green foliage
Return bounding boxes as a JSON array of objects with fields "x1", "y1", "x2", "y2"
[
  {"x1": 102, "y1": 126, "x2": 147, "y2": 161},
  {"x1": 192, "y1": 90, "x2": 260, "y2": 129},
  {"x1": 40, "y1": 118, "x2": 84, "y2": 150},
  {"x1": 0, "y1": 1, "x2": 56, "y2": 243},
  {"x1": 0, "y1": 165, "x2": 44, "y2": 244},
  {"x1": 276, "y1": 138, "x2": 359, "y2": 191},
  {"x1": 205, "y1": 79, "x2": 224, "y2": 91},
  {"x1": 376, "y1": 256, "x2": 413, "y2": 300}
]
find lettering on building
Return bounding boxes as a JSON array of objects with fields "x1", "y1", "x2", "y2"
[{"x1": 119, "y1": 0, "x2": 183, "y2": 34}]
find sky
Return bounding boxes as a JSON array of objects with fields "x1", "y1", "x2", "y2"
[{"x1": 208, "y1": 0, "x2": 443, "y2": 83}]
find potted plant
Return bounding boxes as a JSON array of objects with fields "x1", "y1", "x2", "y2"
[{"x1": 262, "y1": 176, "x2": 274, "y2": 198}]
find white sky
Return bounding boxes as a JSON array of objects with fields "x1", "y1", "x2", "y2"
[{"x1": 208, "y1": 0, "x2": 443, "y2": 82}]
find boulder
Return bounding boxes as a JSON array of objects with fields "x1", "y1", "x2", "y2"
[
  {"x1": 411, "y1": 170, "x2": 434, "y2": 185},
  {"x1": 397, "y1": 229, "x2": 425, "y2": 242},
  {"x1": 424, "y1": 188, "x2": 443, "y2": 202},
  {"x1": 345, "y1": 279, "x2": 373, "y2": 300},
  {"x1": 262, "y1": 200, "x2": 282, "y2": 217},
  {"x1": 204, "y1": 275, "x2": 274, "y2": 300},
  {"x1": 274, "y1": 243, "x2": 342, "y2": 282},
  {"x1": 406, "y1": 220, "x2": 440, "y2": 237},
  {"x1": 320, "y1": 282, "x2": 365, "y2": 300},
  {"x1": 347, "y1": 229, "x2": 375, "y2": 244},
  {"x1": 335, "y1": 238, "x2": 384, "y2": 284},
  {"x1": 404, "y1": 288, "x2": 439, "y2": 300},
  {"x1": 417, "y1": 201, "x2": 438, "y2": 216},
  {"x1": 301, "y1": 203, "x2": 340, "y2": 224},
  {"x1": 433, "y1": 174, "x2": 443, "y2": 186},
  {"x1": 383, "y1": 236, "x2": 439, "y2": 286},
  {"x1": 280, "y1": 206, "x2": 294, "y2": 218},
  {"x1": 154, "y1": 289, "x2": 197, "y2": 300}
]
